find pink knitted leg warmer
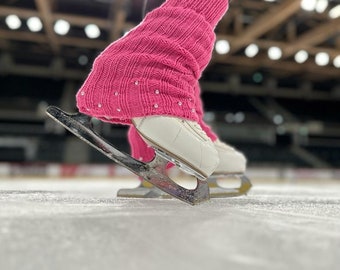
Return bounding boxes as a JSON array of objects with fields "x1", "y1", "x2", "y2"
[
  {"x1": 128, "y1": 82, "x2": 218, "y2": 162},
  {"x1": 76, "y1": 0, "x2": 229, "y2": 124}
]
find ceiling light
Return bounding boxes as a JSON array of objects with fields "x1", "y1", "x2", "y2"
[
  {"x1": 268, "y1": 46, "x2": 282, "y2": 60},
  {"x1": 264, "y1": 0, "x2": 277, "y2": 2},
  {"x1": 225, "y1": 113, "x2": 234, "y2": 123},
  {"x1": 333, "y1": 55, "x2": 340, "y2": 68},
  {"x1": 273, "y1": 114, "x2": 284, "y2": 125},
  {"x1": 27, "y1": 17, "x2": 43, "y2": 32},
  {"x1": 84, "y1": 24, "x2": 101, "y2": 39},
  {"x1": 5, "y1": 15, "x2": 21, "y2": 30},
  {"x1": 234, "y1": 112, "x2": 245, "y2": 123},
  {"x1": 315, "y1": 0, "x2": 329, "y2": 13},
  {"x1": 203, "y1": 112, "x2": 215, "y2": 122},
  {"x1": 78, "y1": 55, "x2": 89, "y2": 66},
  {"x1": 294, "y1": 50, "x2": 309, "y2": 64},
  {"x1": 329, "y1": 5, "x2": 340, "y2": 19},
  {"x1": 301, "y1": 0, "x2": 317, "y2": 11},
  {"x1": 245, "y1": 44, "x2": 259, "y2": 58},
  {"x1": 315, "y1": 52, "x2": 330, "y2": 66},
  {"x1": 54, "y1": 19, "x2": 70, "y2": 35},
  {"x1": 215, "y1": 40, "x2": 230, "y2": 55},
  {"x1": 253, "y1": 72, "x2": 263, "y2": 83}
]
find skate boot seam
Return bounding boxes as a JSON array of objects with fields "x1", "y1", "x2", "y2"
[{"x1": 172, "y1": 126, "x2": 182, "y2": 143}]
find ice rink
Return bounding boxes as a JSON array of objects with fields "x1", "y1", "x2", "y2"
[{"x1": 0, "y1": 178, "x2": 339, "y2": 270}]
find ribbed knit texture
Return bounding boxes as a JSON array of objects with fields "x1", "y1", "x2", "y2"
[
  {"x1": 128, "y1": 82, "x2": 218, "y2": 162},
  {"x1": 76, "y1": 0, "x2": 229, "y2": 124}
]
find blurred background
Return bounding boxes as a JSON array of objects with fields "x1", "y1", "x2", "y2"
[{"x1": 0, "y1": 0, "x2": 339, "y2": 180}]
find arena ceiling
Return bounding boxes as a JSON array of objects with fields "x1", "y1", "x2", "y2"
[{"x1": 0, "y1": 0, "x2": 339, "y2": 100}]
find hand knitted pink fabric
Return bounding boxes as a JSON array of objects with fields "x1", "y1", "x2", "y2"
[{"x1": 76, "y1": 0, "x2": 229, "y2": 124}]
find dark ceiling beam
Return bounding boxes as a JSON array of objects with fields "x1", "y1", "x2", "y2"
[
  {"x1": 216, "y1": 8, "x2": 237, "y2": 33},
  {"x1": 0, "y1": 6, "x2": 136, "y2": 31},
  {"x1": 0, "y1": 29, "x2": 48, "y2": 43},
  {"x1": 224, "y1": 35, "x2": 340, "y2": 58},
  {"x1": 0, "y1": 6, "x2": 37, "y2": 18},
  {"x1": 213, "y1": 55, "x2": 340, "y2": 79},
  {"x1": 109, "y1": 0, "x2": 128, "y2": 41},
  {"x1": 58, "y1": 36, "x2": 108, "y2": 49},
  {"x1": 200, "y1": 81, "x2": 337, "y2": 101},
  {"x1": 0, "y1": 39, "x2": 10, "y2": 50},
  {"x1": 229, "y1": 0, "x2": 301, "y2": 53},
  {"x1": 282, "y1": 17, "x2": 340, "y2": 58},
  {"x1": 34, "y1": 0, "x2": 60, "y2": 53},
  {"x1": 0, "y1": 29, "x2": 105, "y2": 49},
  {"x1": 0, "y1": 56, "x2": 87, "y2": 79},
  {"x1": 51, "y1": 13, "x2": 110, "y2": 29}
]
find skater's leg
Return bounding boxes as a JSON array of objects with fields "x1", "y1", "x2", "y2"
[
  {"x1": 127, "y1": 126, "x2": 154, "y2": 163},
  {"x1": 76, "y1": 0, "x2": 229, "y2": 123},
  {"x1": 76, "y1": 0, "x2": 230, "y2": 178}
]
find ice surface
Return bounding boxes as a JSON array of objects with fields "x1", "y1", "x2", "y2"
[{"x1": 0, "y1": 178, "x2": 339, "y2": 270}]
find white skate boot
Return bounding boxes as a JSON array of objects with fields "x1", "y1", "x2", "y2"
[
  {"x1": 132, "y1": 116, "x2": 219, "y2": 179},
  {"x1": 208, "y1": 139, "x2": 252, "y2": 197},
  {"x1": 46, "y1": 106, "x2": 213, "y2": 205},
  {"x1": 213, "y1": 139, "x2": 246, "y2": 175},
  {"x1": 118, "y1": 120, "x2": 251, "y2": 200}
]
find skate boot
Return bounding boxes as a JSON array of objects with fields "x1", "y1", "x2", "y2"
[
  {"x1": 207, "y1": 139, "x2": 252, "y2": 197},
  {"x1": 213, "y1": 139, "x2": 246, "y2": 175},
  {"x1": 46, "y1": 106, "x2": 214, "y2": 205},
  {"x1": 132, "y1": 116, "x2": 219, "y2": 180},
  {"x1": 118, "y1": 124, "x2": 252, "y2": 199}
]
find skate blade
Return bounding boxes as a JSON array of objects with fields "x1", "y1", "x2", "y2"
[
  {"x1": 46, "y1": 106, "x2": 210, "y2": 205},
  {"x1": 118, "y1": 174, "x2": 252, "y2": 199},
  {"x1": 208, "y1": 174, "x2": 252, "y2": 198}
]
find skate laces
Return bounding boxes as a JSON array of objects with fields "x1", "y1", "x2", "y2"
[{"x1": 184, "y1": 120, "x2": 210, "y2": 141}]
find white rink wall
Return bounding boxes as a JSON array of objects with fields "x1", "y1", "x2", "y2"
[{"x1": 0, "y1": 162, "x2": 339, "y2": 182}]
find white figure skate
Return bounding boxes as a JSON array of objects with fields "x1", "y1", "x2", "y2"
[
  {"x1": 117, "y1": 137, "x2": 252, "y2": 199},
  {"x1": 46, "y1": 106, "x2": 212, "y2": 205},
  {"x1": 46, "y1": 106, "x2": 252, "y2": 204}
]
